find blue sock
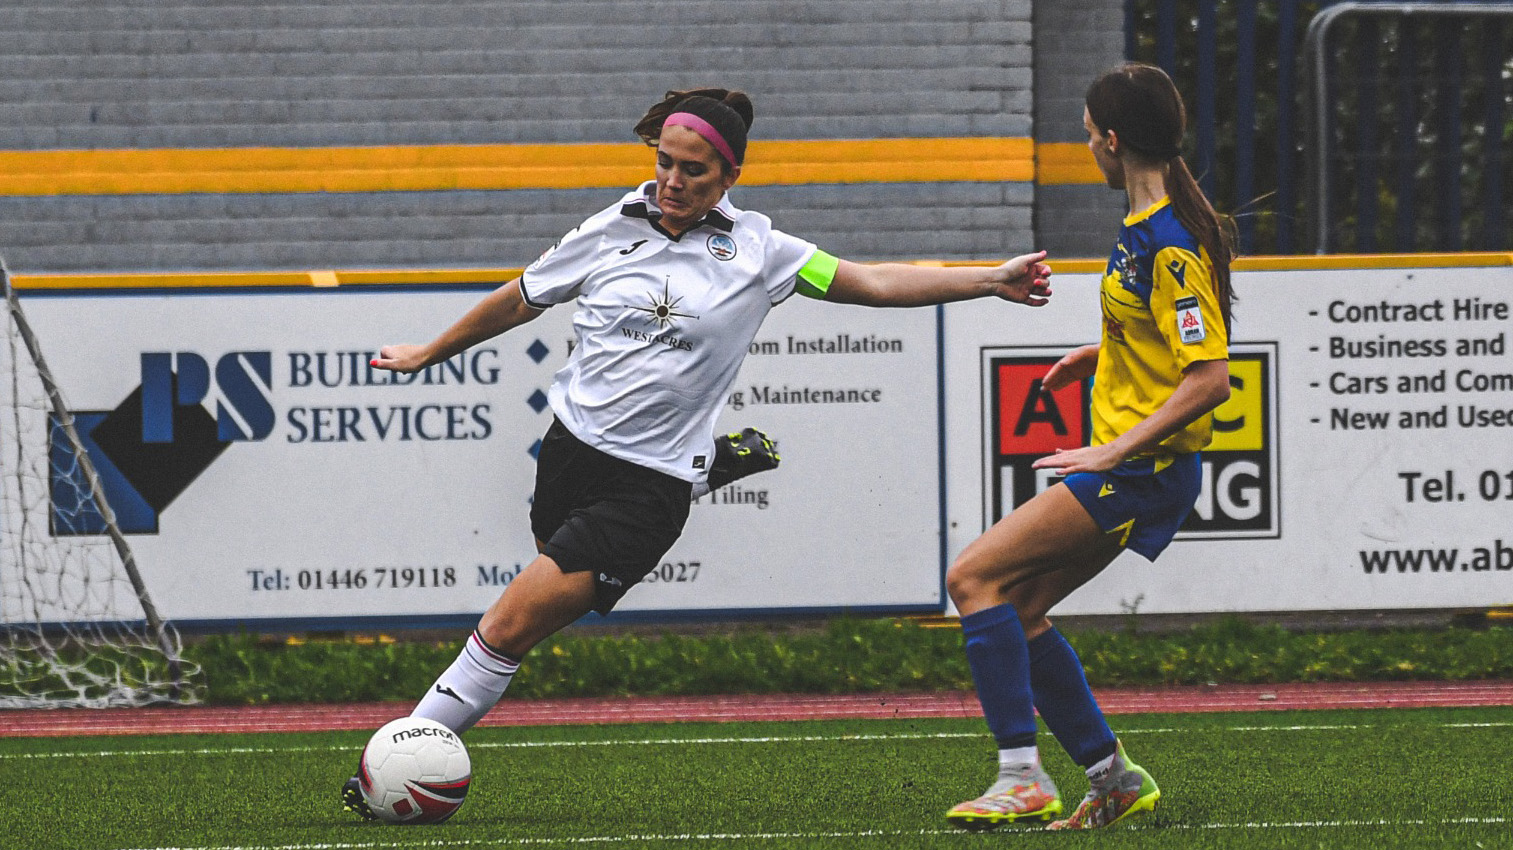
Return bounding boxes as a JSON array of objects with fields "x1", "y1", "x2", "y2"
[
  {"x1": 1028, "y1": 627, "x2": 1116, "y2": 768},
  {"x1": 961, "y1": 603, "x2": 1037, "y2": 750}
]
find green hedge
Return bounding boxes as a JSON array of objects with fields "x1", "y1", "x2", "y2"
[{"x1": 185, "y1": 617, "x2": 1513, "y2": 705}]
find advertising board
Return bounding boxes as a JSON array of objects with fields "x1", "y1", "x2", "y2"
[{"x1": 17, "y1": 257, "x2": 1511, "y2": 627}]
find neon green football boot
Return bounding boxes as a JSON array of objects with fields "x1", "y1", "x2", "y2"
[
  {"x1": 945, "y1": 762, "x2": 1062, "y2": 831},
  {"x1": 1047, "y1": 740, "x2": 1160, "y2": 830}
]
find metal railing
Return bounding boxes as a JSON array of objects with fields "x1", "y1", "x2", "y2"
[
  {"x1": 1128, "y1": 0, "x2": 1512, "y2": 255},
  {"x1": 1305, "y1": 2, "x2": 1512, "y2": 253}
]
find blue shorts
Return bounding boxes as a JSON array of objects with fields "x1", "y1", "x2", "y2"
[{"x1": 1062, "y1": 453, "x2": 1202, "y2": 561}]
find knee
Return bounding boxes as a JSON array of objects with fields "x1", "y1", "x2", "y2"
[
  {"x1": 947, "y1": 552, "x2": 1048, "y2": 622},
  {"x1": 946, "y1": 553, "x2": 995, "y2": 611},
  {"x1": 476, "y1": 609, "x2": 542, "y2": 659}
]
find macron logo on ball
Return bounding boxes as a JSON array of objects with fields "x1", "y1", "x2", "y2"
[{"x1": 392, "y1": 726, "x2": 458, "y2": 744}]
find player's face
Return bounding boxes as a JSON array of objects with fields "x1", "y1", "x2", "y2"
[
  {"x1": 655, "y1": 125, "x2": 739, "y2": 235},
  {"x1": 1084, "y1": 106, "x2": 1125, "y2": 190}
]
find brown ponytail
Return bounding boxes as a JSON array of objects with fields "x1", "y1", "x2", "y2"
[
  {"x1": 1087, "y1": 63, "x2": 1235, "y2": 331},
  {"x1": 1166, "y1": 156, "x2": 1235, "y2": 333}
]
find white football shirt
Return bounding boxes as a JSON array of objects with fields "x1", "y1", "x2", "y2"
[{"x1": 521, "y1": 181, "x2": 819, "y2": 481}]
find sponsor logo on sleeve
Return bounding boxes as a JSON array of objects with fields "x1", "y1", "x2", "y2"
[{"x1": 1175, "y1": 295, "x2": 1206, "y2": 344}]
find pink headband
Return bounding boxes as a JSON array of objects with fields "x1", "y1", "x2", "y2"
[{"x1": 663, "y1": 111, "x2": 739, "y2": 167}]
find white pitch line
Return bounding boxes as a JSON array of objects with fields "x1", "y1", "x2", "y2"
[
  {"x1": 1191, "y1": 816, "x2": 1509, "y2": 830},
  {"x1": 0, "y1": 732, "x2": 976, "y2": 760},
  {"x1": 114, "y1": 832, "x2": 954, "y2": 850},
  {"x1": 110, "y1": 817, "x2": 1513, "y2": 850},
  {"x1": 4, "y1": 719, "x2": 1511, "y2": 761}
]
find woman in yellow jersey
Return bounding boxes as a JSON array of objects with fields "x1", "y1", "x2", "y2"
[{"x1": 944, "y1": 63, "x2": 1234, "y2": 832}]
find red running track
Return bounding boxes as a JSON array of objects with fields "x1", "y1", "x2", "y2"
[{"x1": 3, "y1": 680, "x2": 1512, "y2": 738}]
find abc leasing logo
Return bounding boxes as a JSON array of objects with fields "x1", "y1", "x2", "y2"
[{"x1": 986, "y1": 343, "x2": 1278, "y2": 539}]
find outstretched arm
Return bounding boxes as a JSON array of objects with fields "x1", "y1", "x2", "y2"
[
  {"x1": 1041, "y1": 343, "x2": 1100, "y2": 391},
  {"x1": 371, "y1": 278, "x2": 543, "y2": 373},
  {"x1": 822, "y1": 252, "x2": 1052, "y2": 308}
]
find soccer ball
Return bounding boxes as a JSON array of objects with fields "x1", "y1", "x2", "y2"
[{"x1": 358, "y1": 717, "x2": 471, "y2": 824}]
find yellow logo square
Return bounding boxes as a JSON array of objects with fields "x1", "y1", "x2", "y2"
[{"x1": 1209, "y1": 357, "x2": 1265, "y2": 452}]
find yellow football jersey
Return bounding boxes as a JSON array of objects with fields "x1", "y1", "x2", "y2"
[{"x1": 1092, "y1": 197, "x2": 1229, "y2": 455}]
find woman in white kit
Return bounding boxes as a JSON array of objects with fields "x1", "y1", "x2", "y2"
[{"x1": 342, "y1": 86, "x2": 1054, "y2": 817}]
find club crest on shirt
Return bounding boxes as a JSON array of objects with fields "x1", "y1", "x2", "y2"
[
  {"x1": 706, "y1": 234, "x2": 737, "y2": 261},
  {"x1": 1113, "y1": 243, "x2": 1140, "y2": 295}
]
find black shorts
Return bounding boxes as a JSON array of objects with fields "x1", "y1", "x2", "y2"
[{"x1": 530, "y1": 419, "x2": 693, "y2": 615}]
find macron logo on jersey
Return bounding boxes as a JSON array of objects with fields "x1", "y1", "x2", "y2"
[{"x1": 1167, "y1": 258, "x2": 1188, "y2": 288}]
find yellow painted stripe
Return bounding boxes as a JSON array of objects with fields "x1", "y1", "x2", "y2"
[
  {"x1": 12, "y1": 270, "x2": 351, "y2": 289},
  {"x1": 9, "y1": 268, "x2": 524, "y2": 290},
  {"x1": 1229, "y1": 252, "x2": 1513, "y2": 271},
  {"x1": 1035, "y1": 141, "x2": 1103, "y2": 185},
  {"x1": 957, "y1": 253, "x2": 1513, "y2": 275},
  {"x1": 0, "y1": 138, "x2": 1036, "y2": 196},
  {"x1": 11, "y1": 253, "x2": 1510, "y2": 291}
]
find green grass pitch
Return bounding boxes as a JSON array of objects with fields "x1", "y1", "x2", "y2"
[{"x1": 3, "y1": 706, "x2": 1509, "y2": 849}]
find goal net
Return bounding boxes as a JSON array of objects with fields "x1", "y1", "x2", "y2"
[{"x1": 0, "y1": 260, "x2": 200, "y2": 707}]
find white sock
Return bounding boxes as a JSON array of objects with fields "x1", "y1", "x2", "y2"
[
  {"x1": 1086, "y1": 750, "x2": 1119, "y2": 782},
  {"x1": 411, "y1": 630, "x2": 520, "y2": 734},
  {"x1": 998, "y1": 745, "x2": 1040, "y2": 773}
]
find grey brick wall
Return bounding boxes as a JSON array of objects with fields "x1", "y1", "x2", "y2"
[
  {"x1": 0, "y1": 0, "x2": 1043, "y2": 273},
  {"x1": 1032, "y1": 0, "x2": 1127, "y2": 259}
]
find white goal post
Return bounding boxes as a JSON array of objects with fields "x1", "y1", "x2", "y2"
[{"x1": 0, "y1": 257, "x2": 199, "y2": 707}]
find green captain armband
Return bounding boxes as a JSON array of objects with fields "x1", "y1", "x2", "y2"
[{"x1": 795, "y1": 249, "x2": 840, "y2": 299}]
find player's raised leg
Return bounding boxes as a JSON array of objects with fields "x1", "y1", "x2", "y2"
[{"x1": 690, "y1": 427, "x2": 780, "y2": 499}]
